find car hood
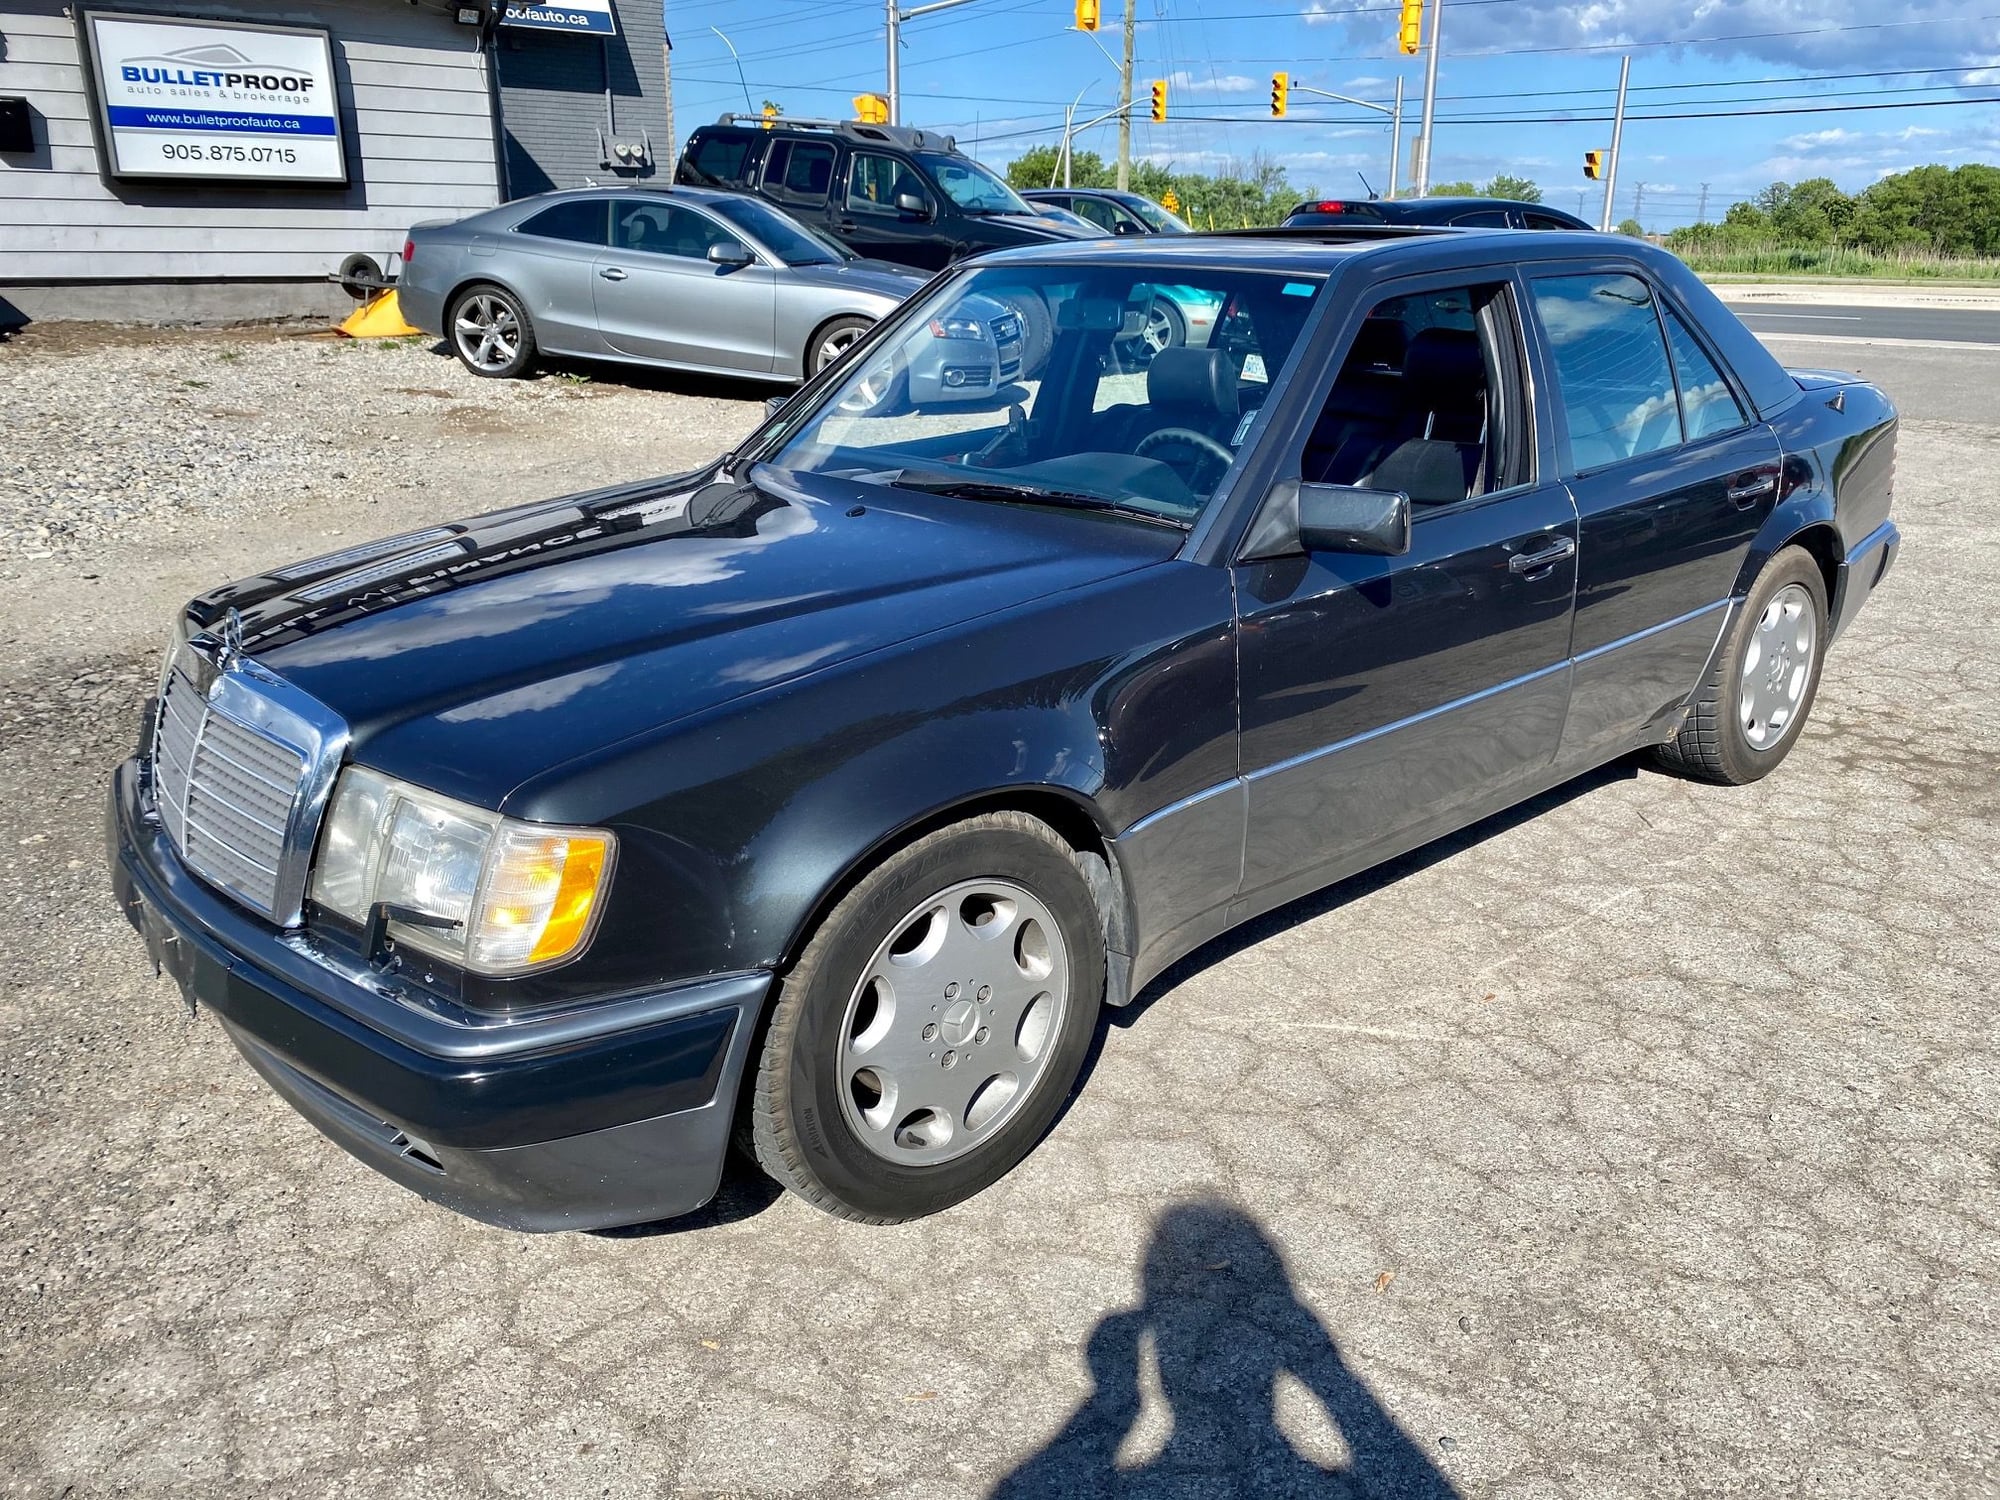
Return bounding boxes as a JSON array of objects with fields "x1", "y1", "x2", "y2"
[
  {"x1": 784, "y1": 259, "x2": 927, "y2": 300},
  {"x1": 207, "y1": 463, "x2": 1176, "y2": 809},
  {"x1": 991, "y1": 211, "x2": 1105, "y2": 240}
]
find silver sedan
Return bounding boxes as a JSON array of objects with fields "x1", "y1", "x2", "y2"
[{"x1": 398, "y1": 186, "x2": 930, "y2": 384}]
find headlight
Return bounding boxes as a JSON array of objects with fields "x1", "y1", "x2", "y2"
[
  {"x1": 928, "y1": 315, "x2": 986, "y2": 340},
  {"x1": 309, "y1": 767, "x2": 614, "y2": 976}
]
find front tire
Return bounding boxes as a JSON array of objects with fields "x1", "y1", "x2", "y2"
[
  {"x1": 750, "y1": 812, "x2": 1106, "y2": 1223},
  {"x1": 1654, "y1": 546, "x2": 1828, "y2": 784},
  {"x1": 449, "y1": 284, "x2": 537, "y2": 379},
  {"x1": 808, "y1": 315, "x2": 873, "y2": 379}
]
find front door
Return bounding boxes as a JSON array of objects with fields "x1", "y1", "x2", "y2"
[
  {"x1": 836, "y1": 151, "x2": 950, "y2": 269},
  {"x1": 592, "y1": 200, "x2": 776, "y2": 374},
  {"x1": 1523, "y1": 269, "x2": 1785, "y2": 763},
  {"x1": 1234, "y1": 275, "x2": 1578, "y2": 907}
]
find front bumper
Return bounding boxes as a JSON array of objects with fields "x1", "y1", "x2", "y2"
[{"x1": 106, "y1": 759, "x2": 768, "y2": 1232}]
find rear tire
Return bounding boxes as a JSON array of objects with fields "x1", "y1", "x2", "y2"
[
  {"x1": 750, "y1": 812, "x2": 1105, "y2": 1223},
  {"x1": 1653, "y1": 546, "x2": 1827, "y2": 784},
  {"x1": 448, "y1": 284, "x2": 537, "y2": 379}
]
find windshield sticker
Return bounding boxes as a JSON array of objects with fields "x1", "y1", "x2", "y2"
[{"x1": 1283, "y1": 282, "x2": 1315, "y2": 297}]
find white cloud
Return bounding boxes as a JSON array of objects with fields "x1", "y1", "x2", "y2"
[
  {"x1": 1165, "y1": 70, "x2": 1258, "y2": 94},
  {"x1": 1302, "y1": 1, "x2": 1343, "y2": 24}
]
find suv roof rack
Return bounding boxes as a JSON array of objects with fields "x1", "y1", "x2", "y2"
[{"x1": 712, "y1": 113, "x2": 958, "y2": 154}]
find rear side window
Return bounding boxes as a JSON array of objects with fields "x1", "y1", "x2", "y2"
[
  {"x1": 1523, "y1": 212, "x2": 1573, "y2": 231},
  {"x1": 1449, "y1": 209, "x2": 1510, "y2": 227},
  {"x1": 516, "y1": 200, "x2": 608, "y2": 246},
  {"x1": 1664, "y1": 306, "x2": 1749, "y2": 441},
  {"x1": 687, "y1": 133, "x2": 753, "y2": 186},
  {"x1": 1530, "y1": 273, "x2": 1683, "y2": 471},
  {"x1": 771, "y1": 142, "x2": 835, "y2": 204}
]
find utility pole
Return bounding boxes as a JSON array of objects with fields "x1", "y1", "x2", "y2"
[
  {"x1": 884, "y1": 0, "x2": 987, "y2": 124},
  {"x1": 1576, "y1": 189, "x2": 1586, "y2": 216},
  {"x1": 1633, "y1": 180, "x2": 1645, "y2": 229},
  {"x1": 1116, "y1": 0, "x2": 1135, "y2": 190},
  {"x1": 1697, "y1": 182, "x2": 1710, "y2": 223},
  {"x1": 1414, "y1": 0, "x2": 1443, "y2": 195},
  {"x1": 661, "y1": 34, "x2": 675, "y2": 166},
  {"x1": 1599, "y1": 53, "x2": 1629, "y2": 232}
]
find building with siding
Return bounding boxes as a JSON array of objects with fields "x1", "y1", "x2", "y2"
[{"x1": 0, "y1": 0, "x2": 669, "y2": 325}]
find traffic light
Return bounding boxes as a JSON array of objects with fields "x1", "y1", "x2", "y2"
[
  {"x1": 761, "y1": 103, "x2": 778, "y2": 129},
  {"x1": 1584, "y1": 149, "x2": 1605, "y2": 180},
  {"x1": 1398, "y1": 0, "x2": 1424, "y2": 55},
  {"x1": 1075, "y1": 0, "x2": 1099, "y2": 31},
  {"x1": 1270, "y1": 71, "x2": 1289, "y2": 118},
  {"x1": 853, "y1": 93, "x2": 889, "y2": 125},
  {"x1": 1149, "y1": 79, "x2": 1167, "y2": 122}
]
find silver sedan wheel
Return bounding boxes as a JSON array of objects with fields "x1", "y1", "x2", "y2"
[
  {"x1": 816, "y1": 324, "x2": 865, "y2": 373},
  {"x1": 836, "y1": 877, "x2": 1071, "y2": 1167},
  {"x1": 1138, "y1": 301, "x2": 1178, "y2": 356},
  {"x1": 1739, "y1": 581, "x2": 1817, "y2": 751},
  {"x1": 453, "y1": 294, "x2": 521, "y2": 373}
]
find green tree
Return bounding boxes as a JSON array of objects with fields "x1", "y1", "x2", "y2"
[
  {"x1": 1481, "y1": 172, "x2": 1543, "y2": 203},
  {"x1": 1427, "y1": 180, "x2": 1478, "y2": 197},
  {"x1": 1616, "y1": 217, "x2": 1645, "y2": 237},
  {"x1": 1005, "y1": 146, "x2": 1112, "y2": 190}
]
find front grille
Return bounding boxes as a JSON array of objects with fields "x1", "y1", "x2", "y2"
[{"x1": 154, "y1": 653, "x2": 310, "y2": 922}]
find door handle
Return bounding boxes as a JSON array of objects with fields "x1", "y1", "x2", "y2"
[
  {"x1": 598, "y1": 267, "x2": 628, "y2": 281},
  {"x1": 1508, "y1": 534, "x2": 1577, "y2": 574},
  {"x1": 1727, "y1": 472, "x2": 1778, "y2": 507},
  {"x1": 837, "y1": 219, "x2": 857, "y2": 232}
]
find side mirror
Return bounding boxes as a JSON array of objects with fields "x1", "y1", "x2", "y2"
[
  {"x1": 1113, "y1": 219, "x2": 1143, "y2": 236},
  {"x1": 707, "y1": 239, "x2": 755, "y2": 267},
  {"x1": 1298, "y1": 482, "x2": 1410, "y2": 556},
  {"x1": 894, "y1": 192, "x2": 931, "y2": 219},
  {"x1": 763, "y1": 394, "x2": 789, "y2": 421},
  {"x1": 1240, "y1": 479, "x2": 1411, "y2": 561}
]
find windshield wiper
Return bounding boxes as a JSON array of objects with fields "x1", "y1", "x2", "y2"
[{"x1": 886, "y1": 472, "x2": 1190, "y2": 530}]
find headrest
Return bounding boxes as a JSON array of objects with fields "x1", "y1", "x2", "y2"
[
  {"x1": 1401, "y1": 327, "x2": 1485, "y2": 395},
  {"x1": 1147, "y1": 347, "x2": 1237, "y2": 416},
  {"x1": 1346, "y1": 316, "x2": 1408, "y2": 372}
]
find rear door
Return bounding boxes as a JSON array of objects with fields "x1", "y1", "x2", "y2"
[
  {"x1": 1523, "y1": 267, "x2": 1783, "y2": 763},
  {"x1": 1233, "y1": 272, "x2": 1578, "y2": 906},
  {"x1": 506, "y1": 198, "x2": 612, "y2": 355},
  {"x1": 592, "y1": 200, "x2": 777, "y2": 373}
]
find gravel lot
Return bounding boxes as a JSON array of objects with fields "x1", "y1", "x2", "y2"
[{"x1": 1, "y1": 327, "x2": 1995, "y2": 1499}]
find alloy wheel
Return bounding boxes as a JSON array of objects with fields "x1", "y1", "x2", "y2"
[
  {"x1": 454, "y1": 294, "x2": 520, "y2": 373},
  {"x1": 835, "y1": 877, "x2": 1071, "y2": 1167},
  {"x1": 1740, "y1": 581, "x2": 1818, "y2": 750}
]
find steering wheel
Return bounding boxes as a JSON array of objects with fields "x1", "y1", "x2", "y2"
[{"x1": 1135, "y1": 426, "x2": 1236, "y2": 488}]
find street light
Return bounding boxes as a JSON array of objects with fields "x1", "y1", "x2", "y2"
[
  {"x1": 1283, "y1": 78, "x2": 1406, "y2": 199},
  {"x1": 884, "y1": 0, "x2": 988, "y2": 124}
]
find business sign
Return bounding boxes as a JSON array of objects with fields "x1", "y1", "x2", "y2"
[
  {"x1": 81, "y1": 12, "x2": 347, "y2": 185},
  {"x1": 501, "y1": 0, "x2": 618, "y2": 36}
]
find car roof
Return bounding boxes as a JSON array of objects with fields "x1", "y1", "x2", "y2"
[
  {"x1": 503, "y1": 184, "x2": 737, "y2": 209},
  {"x1": 1288, "y1": 196, "x2": 1589, "y2": 224},
  {"x1": 957, "y1": 224, "x2": 1646, "y2": 274}
]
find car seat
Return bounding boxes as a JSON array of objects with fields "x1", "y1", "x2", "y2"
[
  {"x1": 1326, "y1": 327, "x2": 1489, "y2": 504},
  {"x1": 1098, "y1": 346, "x2": 1241, "y2": 456}
]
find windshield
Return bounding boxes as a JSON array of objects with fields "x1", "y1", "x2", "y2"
[
  {"x1": 708, "y1": 195, "x2": 846, "y2": 266},
  {"x1": 1122, "y1": 195, "x2": 1191, "y2": 233},
  {"x1": 768, "y1": 263, "x2": 1325, "y2": 527},
  {"x1": 916, "y1": 153, "x2": 1036, "y2": 215}
]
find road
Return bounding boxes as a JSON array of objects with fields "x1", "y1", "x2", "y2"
[
  {"x1": 2, "y1": 327, "x2": 1996, "y2": 1500},
  {"x1": 1723, "y1": 299, "x2": 2000, "y2": 346}
]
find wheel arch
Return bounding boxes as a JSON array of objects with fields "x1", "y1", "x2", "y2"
[
  {"x1": 802, "y1": 309, "x2": 876, "y2": 376},
  {"x1": 772, "y1": 784, "x2": 1137, "y2": 1001},
  {"x1": 1732, "y1": 481, "x2": 1840, "y2": 608}
]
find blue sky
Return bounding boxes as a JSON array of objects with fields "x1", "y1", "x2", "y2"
[{"x1": 662, "y1": 0, "x2": 2000, "y2": 229}]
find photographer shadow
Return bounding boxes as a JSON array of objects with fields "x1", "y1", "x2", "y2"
[{"x1": 993, "y1": 1203, "x2": 1461, "y2": 1499}]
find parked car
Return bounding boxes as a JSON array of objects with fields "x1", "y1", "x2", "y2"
[
  {"x1": 109, "y1": 228, "x2": 1898, "y2": 1231},
  {"x1": 675, "y1": 116, "x2": 1099, "y2": 272},
  {"x1": 1023, "y1": 187, "x2": 1193, "y2": 236},
  {"x1": 1282, "y1": 196, "x2": 1594, "y2": 230},
  {"x1": 1022, "y1": 201, "x2": 1114, "y2": 237},
  {"x1": 396, "y1": 185, "x2": 1009, "y2": 388}
]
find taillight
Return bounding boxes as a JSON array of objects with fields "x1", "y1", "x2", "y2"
[
  {"x1": 1314, "y1": 201, "x2": 1346, "y2": 213},
  {"x1": 402, "y1": 237, "x2": 415, "y2": 264}
]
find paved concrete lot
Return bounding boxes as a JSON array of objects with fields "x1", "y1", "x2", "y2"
[{"x1": 1, "y1": 327, "x2": 1995, "y2": 1498}]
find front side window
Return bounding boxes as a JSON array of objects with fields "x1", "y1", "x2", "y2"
[
  {"x1": 1449, "y1": 209, "x2": 1510, "y2": 228},
  {"x1": 1070, "y1": 197, "x2": 1121, "y2": 232},
  {"x1": 769, "y1": 265, "x2": 1324, "y2": 527},
  {"x1": 1530, "y1": 273, "x2": 1683, "y2": 471},
  {"x1": 847, "y1": 152, "x2": 923, "y2": 214},
  {"x1": 1122, "y1": 195, "x2": 1191, "y2": 233},
  {"x1": 1664, "y1": 306, "x2": 1749, "y2": 441},
  {"x1": 1303, "y1": 283, "x2": 1526, "y2": 505},
  {"x1": 915, "y1": 152, "x2": 1035, "y2": 214},
  {"x1": 1523, "y1": 211, "x2": 1573, "y2": 231},
  {"x1": 612, "y1": 201, "x2": 734, "y2": 260},
  {"x1": 516, "y1": 199, "x2": 608, "y2": 246},
  {"x1": 710, "y1": 195, "x2": 844, "y2": 266}
]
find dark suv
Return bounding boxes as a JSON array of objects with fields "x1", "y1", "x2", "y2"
[
  {"x1": 676, "y1": 116, "x2": 1097, "y2": 271},
  {"x1": 1283, "y1": 196, "x2": 1594, "y2": 230}
]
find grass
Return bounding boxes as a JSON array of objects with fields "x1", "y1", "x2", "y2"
[{"x1": 1673, "y1": 242, "x2": 2000, "y2": 281}]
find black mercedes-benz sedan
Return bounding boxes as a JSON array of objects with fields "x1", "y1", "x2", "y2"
[{"x1": 108, "y1": 228, "x2": 1899, "y2": 1230}]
